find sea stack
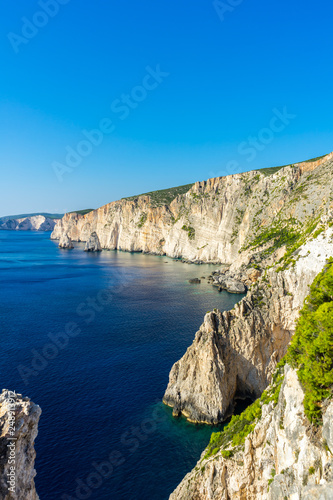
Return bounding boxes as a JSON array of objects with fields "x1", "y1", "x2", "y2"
[
  {"x1": 58, "y1": 233, "x2": 74, "y2": 249},
  {"x1": 84, "y1": 232, "x2": 102, "y2": 252}
]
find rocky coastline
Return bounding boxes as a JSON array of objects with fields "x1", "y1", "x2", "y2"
[
  {"x1": 51, "y1": 153, "x2": 333, "y2": 266},
  {"x1": 9, "y1": 151, "x2": 333, "y2": 498}
]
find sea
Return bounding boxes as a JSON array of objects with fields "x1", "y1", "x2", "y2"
[{"x1": 0, "y1": 231, "x2": 244, "y2": 499}]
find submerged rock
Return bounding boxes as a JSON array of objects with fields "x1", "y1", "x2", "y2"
[
  {"x1": 84, "y1": 232, "x2": 102, "y2": 252},
  {"x1": 188, "y1": 278, "x2": 201, "y2": 284}
]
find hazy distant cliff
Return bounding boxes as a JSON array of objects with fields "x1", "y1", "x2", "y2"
[
  {"x1": 1, "y1": 215, "x2": 58, "y2": 232},
  {"x1": 51, "y1": 152, "x2": 333, "y2": 268}
]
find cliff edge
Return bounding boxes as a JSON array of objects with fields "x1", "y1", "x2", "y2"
[{"x1": 0, "y1": 390, "x2": 41, "y2": 500}]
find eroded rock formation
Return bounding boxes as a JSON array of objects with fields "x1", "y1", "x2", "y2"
[
  {"x1": 164, "y1": 226, "x2": 333, "y2": 424},
  {"x1": 84, "y1": 231, "x2": 102, "y2": 252},
  {"x1": 0, "y1": 390, "x2": 41, "y2": 500},
  {"x1": 58, "y1": 233, "x2": 74, "y2": 249}
]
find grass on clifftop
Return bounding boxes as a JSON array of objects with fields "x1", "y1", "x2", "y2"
[
  {"x1": 68, "y1": 209, "x2": 94, "y2": 216},
  {"x1": 122, "y1": 183, "x2": 194, "y2": 207},
  {"x1": 287, "y1": 258, "x2": 333, "y2": 424}
]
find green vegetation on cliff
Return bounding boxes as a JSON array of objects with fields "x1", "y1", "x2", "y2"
[
  {"x1": 287, "y1": 258, "x2": 333, "y2": 424},
  {"x1": 69, "y1": 209, "x2": 94, "y2": 216},
  {"x1": 123, "y1": 183, "x2": 194, "y2": 207},
  {"x1": 181, "y1": 224, "x2": 195, "y2": 240},
  {"x1": 204, "y1": 365, "x2": 285, "y2": 459},
  {"x1": 204, "y1": 259, "x2": 333, "y2": 460}
]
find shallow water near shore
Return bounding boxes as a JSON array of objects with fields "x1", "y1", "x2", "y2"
[{"x1": 0, "y1": 231, "x2": 244, "y2": 499}]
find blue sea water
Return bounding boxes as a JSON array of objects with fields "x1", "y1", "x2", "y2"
[{"x1": 0, "y1": 231, "x2": 244, "y2": 500}]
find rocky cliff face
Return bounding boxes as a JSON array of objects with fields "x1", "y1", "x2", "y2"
[
  {"x1": 1, "y1": 215, "x2": 57, "y2": 232},
  {"x1": 59, "y1": 233, "x2": 74, "y2": 249},
  {"x1": 50, "y1": 151, "x2": 333, "y2": 499},
  {"x1": 0, "y1": 390, "x2": 41, "y2": 500},
  {"x1": 51, "y1": 153, "x2": 333, "y2": 267},
  {"x1": 170, "y1": 365, "x2": 333, "y2": 500},
  {"x1": 84, "y1": 231, "x2": 101, "y2": 252},
  {"x1": 164, "y1": 225, "x2": 333, "y2": 424}
]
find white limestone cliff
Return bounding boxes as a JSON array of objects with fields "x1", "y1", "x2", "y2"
[
  {"x1": 169, "y1": 365, "x2": 333, "y2": 500},
  {"x1": 1, "y1": 215, "x2": 58, "y2": 232},
  {"x1": 51, "y1": 153, "x2": 333, "y2": 267},
  {"x1": 163, "y1": 226, "x2": 333, "y2": 424}
]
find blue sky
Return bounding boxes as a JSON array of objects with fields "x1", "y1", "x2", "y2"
[{"x1": 1, "y1": 0, "x2": 333, "y2": 215}]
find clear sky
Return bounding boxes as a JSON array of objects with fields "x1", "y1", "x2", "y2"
[{"x1": 1, "y1": 0, "x2": 333, "y2": 215}]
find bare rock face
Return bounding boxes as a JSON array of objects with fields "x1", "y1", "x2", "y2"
[
  {"x1": 51, "y1": 154, "x2": 333, "y2": 266},
  {"x1": 0, "y1": 390, "x2": 41, "y2": 500},
  {"x1": 84, "y1": 232, "x2": 101, "y2": 252},
  {"x1": 58, "y1": 233, "x2": 74, "y2": 249},
  {"x1": 163, "y1": 312, "x2": 234, "y2": 424},
  {"x1": 170, "y1": 366, "x2": 333, "y2": 500},
  {"x1": 163, "y1": 226, "x2": 333, "y2": 424}
]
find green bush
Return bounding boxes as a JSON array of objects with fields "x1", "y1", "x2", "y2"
[
  {"x1": 203, "y1": 367, "x2": 285, "y2": 460},
  {"x1": 287, "y1": 258, "x2": 333, "y2": 424},
  {"x1": 181, "y1": 225, "x2": 195, "y2": 240},
  {"x1": 137, "y1": 212, "x2": 148, "y2": 228},
  {"x1": 221, "y1": 449, "x2": 233, "y2": 458}
]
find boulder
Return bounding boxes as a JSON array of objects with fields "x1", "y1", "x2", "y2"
[{"x1": 223, "y1": 278, "x2": 246, "y2": 293}]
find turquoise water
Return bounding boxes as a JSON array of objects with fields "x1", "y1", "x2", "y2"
[{"x1": 0, "y1": 231, "x2": 244, "y2": 499}]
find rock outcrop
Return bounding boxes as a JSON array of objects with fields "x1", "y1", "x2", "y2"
[
  {"x1": 164, "y1": 226, "x2": 333, "y2": 424},
  {"x1": 84, "y1": 232, "x2": 102, "y2": 252},
  {"x1": 51, "y1": 153, "x2": 333, "y2": 267},
  {"x1": 0, "y1": 215, "x2": 57, "y2": 232},
  {"x1": 58, "y1": 233, "x2": 74, "y2": 249},
  {"x1": 169, "y1": 365, "x2": 333, "y2": 500},
  {"x1": 0, "y1": 390, "x2": 41, "y2": 500}
]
